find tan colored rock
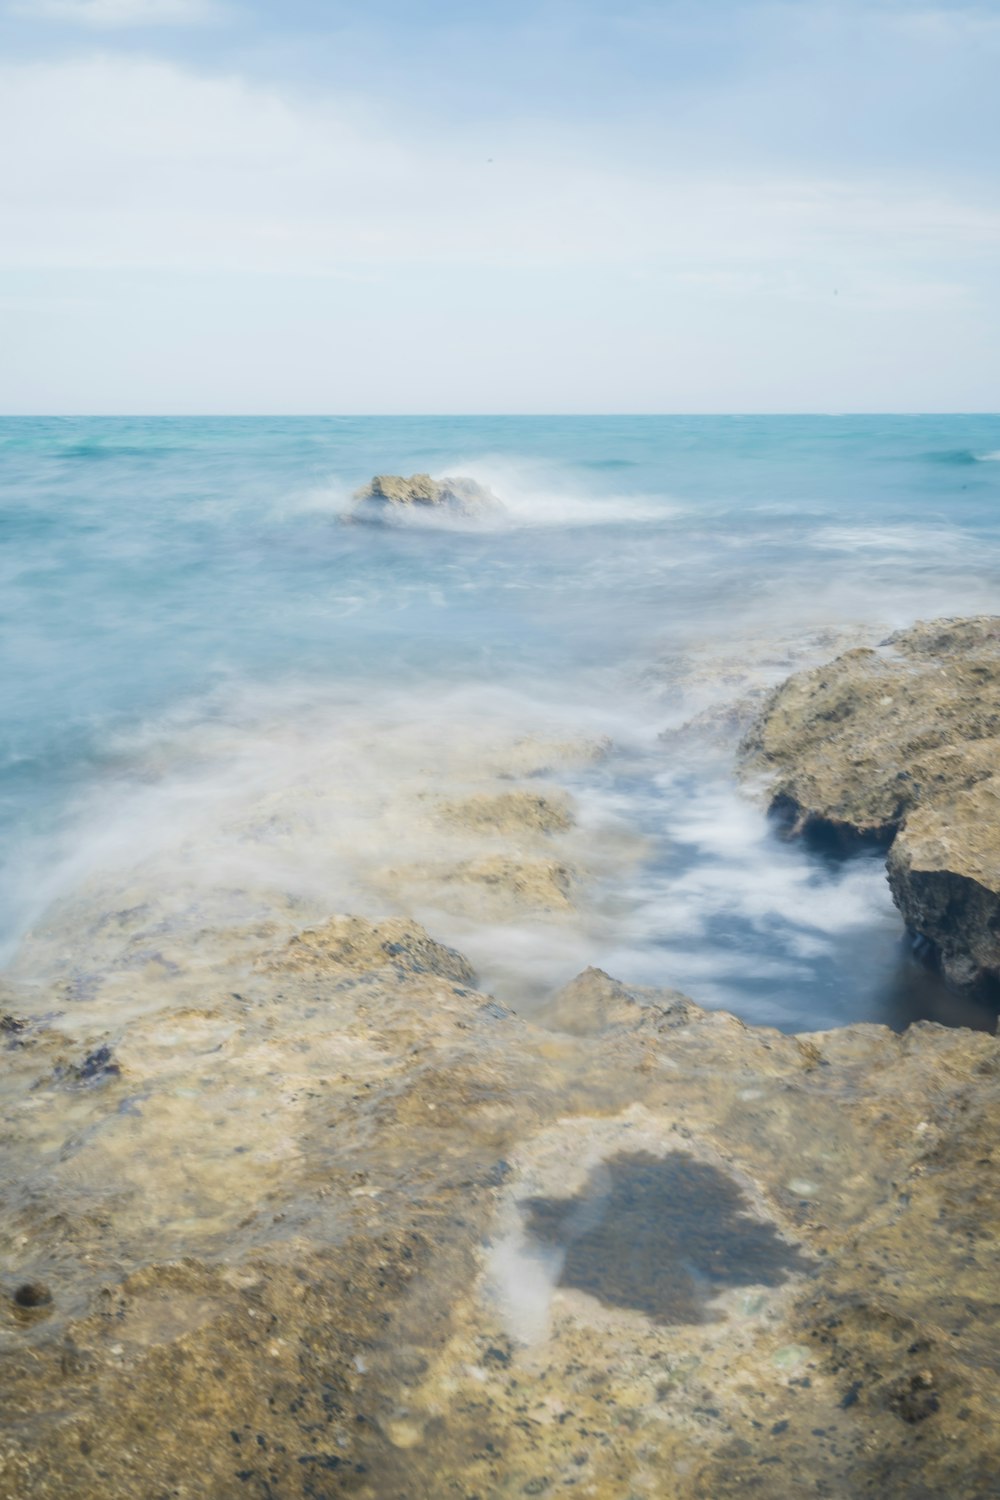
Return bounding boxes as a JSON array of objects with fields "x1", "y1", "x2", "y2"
[
  {"x1": 449, "y1": 855, "x2": 574, "y2": 909},
  {"x1": 3, "y1": 664, "x2": 999, "y2": 1498},
  {"x1": 437, "y1": 788, "x2": 574, "y2": 837},
  {"x1": 538, "y1": 964, "x2": 689, "y2": 1037},
  {"x1": 269, "y1": 912, "x2": 476, "y2": 986},
  {"x1": 498, "y1": 734, "x2": 612, "y2": 776},
  {"x1": 1, "y1": 922, "x2": 998, "y2": 1499},
  {"x1": 350, "y1": 472, "x2": 503, "y2": 521},
  {"x1": 742, "y1": 616, "x2": 1000, "y2": 985},
  {"x1": 376, "y1": 855, "x2": 576, "y2": 921},
  {"x1": 653, "y1": 624, "x2": 879, "y2": 749},
  {"x1": 888, "y1": 774, "x2": 1000, "y2": 987}
]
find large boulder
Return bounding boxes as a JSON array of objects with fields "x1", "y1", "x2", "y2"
[
  {"x1": 350, "y1": 472, "x2": 503, "y2": 523},
  {"x1": 741, "y1": 616, "x2": 1000, "y2": 986}
]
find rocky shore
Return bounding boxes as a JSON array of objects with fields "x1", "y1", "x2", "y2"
[
  {"x1": 2, "y1": 935, "x2": 997, "y2": 1498},
  {"x1": 1, "y1": 626, "x2": 998, "y2": 1498},
  {"x1": 741, "y1": 616, "x2": 1000, "y2": 991}
]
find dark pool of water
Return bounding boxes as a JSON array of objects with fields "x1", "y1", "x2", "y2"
[{"x1": 522, "y1": 1150, "x2": 813, "y2": 1325}]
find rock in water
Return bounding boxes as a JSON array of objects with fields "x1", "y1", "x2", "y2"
[
  {"x1": 350, "y1": 472, "x2": 503, "y2": 523},
  {"x1": 741, "y1": 615, "x2": 1000, "y2": 988}
]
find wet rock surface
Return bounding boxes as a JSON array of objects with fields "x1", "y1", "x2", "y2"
[
  {"x1": 350, "y1": 472, "x2": 504, "y2": 523},
  {"x1": 438, "y1": 789, "x2": 574, "y2": 837},
  {"x1": 378, "y1": 854, "x2": 577, "y2": 920},
  {"x1": 742, "y1": 616, "x2": 1000, "y2": 988},
  {"x1": 1, "y1": 932, "x2": 998, "y2": 1497},
  {"x1": 269, "y1": 913, "x2": 476, "y2": 986},
  {"x1": 1, "y1": 707, "x2": 998, "y2": 1498}
]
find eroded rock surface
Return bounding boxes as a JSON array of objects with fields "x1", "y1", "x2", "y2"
[
  {"x1": 270, "y1": 913, "x2": 476, "y2": 986},
  {"x1": 376, "y1": 854, "x2": 576, "y2": 921},
  {"x1": 1, "y1": 929, "x2": 998, "y2": 1498},
  {"x1": 437, "y1": 788, "x2": 574, "y2": 837},
  {"x1": 350, "y1": 472, "x2": 503, "y2": 523},
  {"x1": 742, "y1": 616, "x2": 1000, "y2": 987},
  {"x1": 2, "y1": 685, "x2": 999, "y2": 1498}
]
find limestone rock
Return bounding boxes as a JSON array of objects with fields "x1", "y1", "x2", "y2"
[
  {"x1": 437, "y1": 789, "x2": 574, "y2": 837},
  {"x1": 741, "y1": 616, "x2": 1000, "y2": 986},
  {"x1": 2, "y1": 926, "x2": 998, "y2": 1499},
  {"x1": 3, "y1": 652, "x2": 1000, "y2": 1498},
  {"x1": 538, "y1": 964, "x2": 690, "y2": 1037},
  {"x1": 377, "y1": 855, "x2": 576, "y2": 921},
  {"x1": 448, "y1": 856, "x2": 574, "y2": 910},
  {"x1": 887, "y1": 776, "x2": 1000, "y2": 988},
  {"x1": 350, "y1": 472, "x2": 503, "y2": 523},
  {"x1": 269, "y1": 913, "x2": 476, "y2": 986}
]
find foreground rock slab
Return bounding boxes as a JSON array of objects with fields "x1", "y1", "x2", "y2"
[
  {"x1": 1, "y1": 926, "x2": 998, "y2": 1498},
  {"x1": 741, "y1": 616, "x2": 1000, "y2": 987}
]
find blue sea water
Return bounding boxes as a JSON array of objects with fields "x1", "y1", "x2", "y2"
[{"x1": 2, "y1": 414, "x2": 999, "y2": 1031}]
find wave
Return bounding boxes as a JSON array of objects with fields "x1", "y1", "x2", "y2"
[
  {"x1": 579, "y1": 457, "x2": 638, "y2": 470},
  {"x1": 921, "y1": 447, "x2": 1000, "y2": 467},
  {"x1": 292, "y1": 458, "x2": 679, "y2": 532},
  {"x1": 0, "y1": 672, "x2": 650, "y2": 973},
  {"x1": 0, "y1": 618, "x2": 970, "y2": 1033},
  {"x1": 810, "y1": 523, "x2": 967, "y2": 555},
  {"x1": 52, "y1": 442, "x2": 185, "y2": 462}
]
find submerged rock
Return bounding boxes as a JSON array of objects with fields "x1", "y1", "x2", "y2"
[
  {"x1": 350, "y1": 472, "x2": 503, "y2": 523},
  {"x1": 741, "y1": 616, "x2": 1000, "y2": 987},
  {"x1": 375, "y1": 854, "x2": 577, "y2": 921},
  {"x1": 437, "y1": 789, "x2": 574, "y2": 837}
]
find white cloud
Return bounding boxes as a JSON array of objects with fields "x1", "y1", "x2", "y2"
[
  {"x1": 1, "y1": 54, "x2": 997, "y2": 290},
  {"x1": 0, "y1": 52, "x2": 997, "y2": 411},
  {"x1": 12, "y1": 0, "x2": 218, "y2": 28},
  {"x1": 882, "y1": 4, "x2": 1000, "y2": 42}
]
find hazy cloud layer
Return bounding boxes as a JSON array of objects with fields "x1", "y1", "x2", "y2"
[
  {"x1": 13, "y1": 0, "x2": 219, "y2": 27},
  {"x1": 1, "y1": 1, "x2": 997, "y2": 411}
]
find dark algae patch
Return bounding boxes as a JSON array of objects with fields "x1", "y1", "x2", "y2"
[{"x1": 522, "y1": 1151, "x2": 811, "y2": 1325}]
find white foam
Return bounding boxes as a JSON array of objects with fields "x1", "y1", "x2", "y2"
[
  {"x1": 811, "y1": 523, "x2": 966, "y2": 555},
  {"x1": 458, "y1": 457, "x2": 677, "y2": 529},
  {"x1": 485, "y1": 1232, "x2": 564, "y2": 1345},
  {"x1": 0, "y1": 606, "x2": 947, "y2": 1031},
  {"x1": 1, "y1": 673, "x2": 650, "y2": 984},
  {"x1": 283, "y1": 458, "x2": 679, "y2": 533}
]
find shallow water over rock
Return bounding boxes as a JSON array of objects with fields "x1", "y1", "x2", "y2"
[
  {"x1": 522, "y1": 1149, "x2": 812, "y2": 1325},
  {"x1": 4, "y1": 414, "x2": 1000, "y2": 1031}
]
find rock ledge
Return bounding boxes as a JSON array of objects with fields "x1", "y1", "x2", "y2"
[{"x1": 741, "y1": 616, "x2": 1000, "y2": 987}]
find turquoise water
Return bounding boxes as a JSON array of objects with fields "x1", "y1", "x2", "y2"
[{"x1": 2, "y1": 415, "x2": 999, "y2": 1029}]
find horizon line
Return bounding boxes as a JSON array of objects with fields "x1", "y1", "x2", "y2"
[{"x1": 2, "y1": 410, "x2": 998, "y2": 420}]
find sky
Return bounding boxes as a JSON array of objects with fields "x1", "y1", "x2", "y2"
[{"x1": 1, "y1": 0, "x2": 998, "y2": 412}]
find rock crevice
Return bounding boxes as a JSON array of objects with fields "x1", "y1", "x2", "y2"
[{"x1": 741, "y1": 615, "x2": 1000, "y2": 987}]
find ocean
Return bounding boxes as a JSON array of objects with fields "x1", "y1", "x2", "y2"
[{"x1": 2, "y1": 414, "x2": 999, "y2": 1032}]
